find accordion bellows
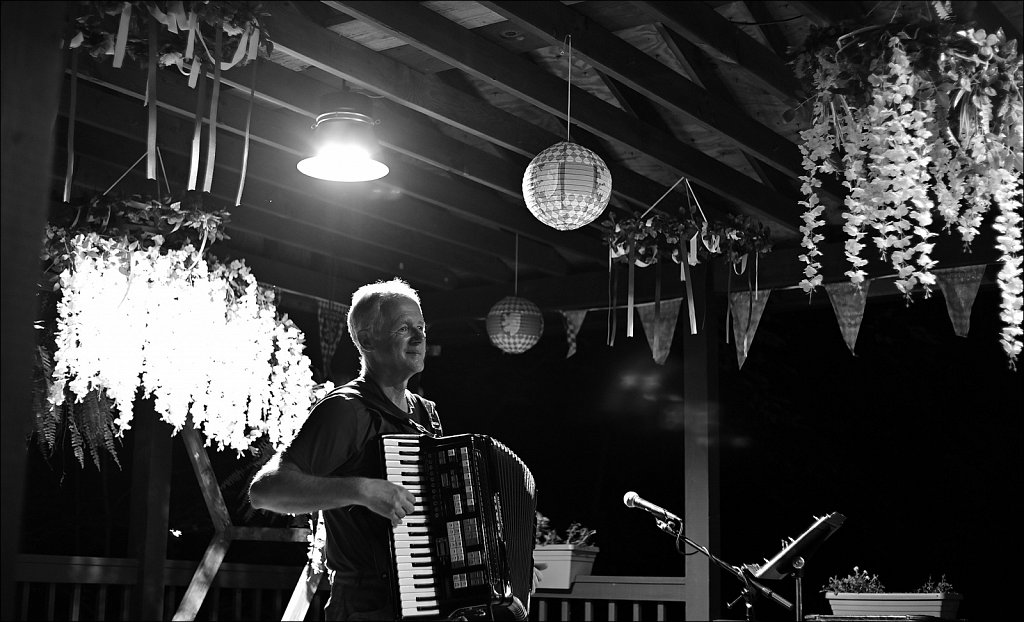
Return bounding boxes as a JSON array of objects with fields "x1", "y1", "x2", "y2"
[{"x1": 381, "y1": 434, "x2": 537, "y2": 620}]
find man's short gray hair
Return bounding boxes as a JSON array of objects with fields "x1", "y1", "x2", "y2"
[{"x1": 347, "y1": 278, "x2": 422, "y2": 355}]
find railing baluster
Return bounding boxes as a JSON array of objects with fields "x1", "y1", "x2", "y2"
[
  {"x1": 538, "y1": 599, "x2": 548, "y2": 621},
  {"x1": 560, "y1": 599, "x2": 569, "y2": 620},
  {"x1": 633, "y1": 601, "x2": 641, "y2": 620},
  {"x1": 209, "y1": 585, "x2": 220, "y2": 621},
  {"x1": 607, "y1": 600, "x2": 617, "y2": 621},
  {"x1": 97, "y1": 585, "x2": 107, "y2": 620},
  {"x1": 46, "y1": 583, "x2": 55, "y2": 620},
  {"x1": 70, "y1": 584, "x2": 81, "y2": 621},
  {"x1": 583, "y1": 599, "x2": 593, "y2": 621},
  {"x1": 121, "y1": 586, "x2": 131, "y2": 619},
  {"x1": 19, "y1": 582, "x2": 30, "y2": 620},
  {"x1": 656, "y1": 601, "x2": 665, "y2": 621}
]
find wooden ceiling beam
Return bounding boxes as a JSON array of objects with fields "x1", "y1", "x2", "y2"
[
  {"x1": 72, "y1": 61, "x2": 568, "y2": 275},
  {"x1": 59, "y1": 81, "x2": 514, "y2": 289},
  {"x1": 263, "y1": 3, "x2": 752, "y2": 231},
  {"x1": 58, "y1": 119, "x2": 466, "y2": 290},
  {"x1": 633, "y1": 1, "x2": 806, "y2": 106},
  {"x1": 741, "y1": 1, "x2": 794, "y2": 60},
  {"x1": 326, "y1": 1, "x2": 801, "y2": 234},
  {"x1": 787, "y1": 1, "x2": 863, "y2": 27},
  {"x1": 482, "y1": 0, "x2": 805, "y2": 179},
  {"x1": 233, "y1": 61, "x2": 702, "y2": 226}
]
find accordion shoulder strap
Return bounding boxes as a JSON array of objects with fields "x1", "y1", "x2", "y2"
[{"x1": 412, "y1": 394, "x2": 444, "y2": 437}]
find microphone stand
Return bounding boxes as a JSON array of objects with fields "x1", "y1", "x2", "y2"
[{"x1": 654, "y1": 519, "x2": 793, "y2": 622}]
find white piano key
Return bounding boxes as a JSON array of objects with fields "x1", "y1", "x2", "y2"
[
  {"x1": 396, "y1": 562, "x2": 434, "y2": 571},
  {"x1": 402, "y1": 606, "x2": 440, "y2": 616}
]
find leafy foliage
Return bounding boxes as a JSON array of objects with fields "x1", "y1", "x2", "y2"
[
  {"x1": 823, "y1": 566, "x2": 886, "y2": 594},
  {"x1": 601, "y1": 208, "x2": 772, "y2": 268},
  {"x1": 68, "y1": 1, "x2": 273, "y2": 70},
  {"x1": 916, "y1": 574, "x2": 957, "y2": 594},
  {"x1": 535, "y1": 512, "x2": 597, "y2": 546},
  {"x1": 791, "y1": 7, "x2": 1023, "y2": 368}
]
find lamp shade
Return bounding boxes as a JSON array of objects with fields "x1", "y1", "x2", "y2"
[
  {"x1": 297, "y1": 92, "x2": 388, "y2": 182},
  {"x1": 522, "y1": 141, "x2": 612, "y2": 231},
  {"x1": 486, "y1": 296, "x2": 544, "y2": 354}
]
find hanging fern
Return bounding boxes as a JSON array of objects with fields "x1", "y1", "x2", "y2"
[
  {"x1": 32, "y1": 344, "x2": 59, "y2": 457},
  {"x1": 66, "y1": 414, "x2": 86, "y2": 469},
  {"x1": 78, "y1": 389, "x2": 122, "y2": 470}
]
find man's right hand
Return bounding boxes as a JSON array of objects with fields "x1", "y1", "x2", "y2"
[{"x1": 361, "y1": 478, "x2": 416, "y2": 526}]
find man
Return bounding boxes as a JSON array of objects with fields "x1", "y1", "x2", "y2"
[{"x1": 249, "y1": 278, "x2": 442, "y2": 620}]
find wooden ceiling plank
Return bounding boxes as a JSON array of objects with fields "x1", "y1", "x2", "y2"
[
  {"x1": 633, "y1": 1, "x2": 806, "y2": 106},
  {"x1": 787, "y1": 1, "x2": 862, "y2": 27},
  {"x1": 60, "y1": 139, "x2": 462, "y2": 291},
  {"x1": 326, "y1": 1, "x2": 801, "y2": 234},
  {"x1": 61, "y1": 81, "x2": 483, "y2": 288},
  {"x1": 73, "y1": 62, "x2": 569, "y2": 274},
  {"x1": 741, "y1": 1, "x2": 794, "y2": 59},
  {"x1": 482, "y1": 0, "x2": 805, "y2": 179},
  {"x1": 654, "y1": 23, "x2": 788, "y2": 193},
  {"x1": 264, "y1": 4, "x2": 748, "y2": 231}
]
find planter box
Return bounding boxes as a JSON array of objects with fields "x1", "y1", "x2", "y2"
[
  {"x1": 532, "y1": 544, "x2": 599, "y2": 590},
  {"x1": 826, "y1": 592, "x2": 963, "y2": 619}
]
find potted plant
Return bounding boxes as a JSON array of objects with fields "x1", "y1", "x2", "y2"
[
  {"x1": 822, "y1": 566, "x2": 963, "y2": 619},
  {"x1": 532, "y1": 512, "x2": 599, "y2": 590}
]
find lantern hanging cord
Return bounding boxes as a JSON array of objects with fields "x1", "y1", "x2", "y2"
[
  {"x1": 684, "y1": 179, "x2": 710, "y2": 224},
  {"x1": 514, "y1": 233, "x2": 519, "y2": 296},
  {"x1": 640, "y1": 175, "x2": 687, "y2": 219},
  {"x1": 564, "y1": 35, "x2": 572, "y2": 142}
]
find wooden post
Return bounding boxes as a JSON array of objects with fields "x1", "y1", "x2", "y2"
[
  {"x1": 682, "y1": 264, "x2": 721, "y2": 621},
  {"x1": 1, "y1": 4, "x2": 68, "y2": 620},
  {"x1": 128, "y1": 401, "x2": 173, "y2": 621},
  {"x1": 175, "y1": 419, "x2": 314, "y2": 621}
]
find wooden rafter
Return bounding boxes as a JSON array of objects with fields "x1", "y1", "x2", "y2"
[
  {"x1": 634, "y1": 0, "x2": 807, "y2": 106},
  {"x1": 324, "y1": 1, "x2": 802, "y2": 234},
  {"x1": 481, "y1": 0, "x2": 806, "y2": 179}
]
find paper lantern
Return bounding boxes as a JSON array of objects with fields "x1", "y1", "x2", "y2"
[
  {"x1": 486, "y1": 296, "x2": 544, "y2": 354},
  {"x1": 522, "y1": 141, "x2": 612, "y2": 231}
]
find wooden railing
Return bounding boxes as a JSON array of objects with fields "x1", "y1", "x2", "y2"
[
  {"x1": 533, "y1": 576, "x2": 686, "y2": 621},
  {"x1": 15, "y1": 554, "x2": 685, "y2": 621},
  {"x1": 15, "y1": 554, "x2": 328, "y2": 621}
]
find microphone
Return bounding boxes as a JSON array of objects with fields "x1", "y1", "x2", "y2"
[{"x1": 623, "y1": 491, "x2": 682, "y2": 523}]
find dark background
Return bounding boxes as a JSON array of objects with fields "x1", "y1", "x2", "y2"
[{"x1": 20, "y1": 282, "x2": 1023, "y2": 620}]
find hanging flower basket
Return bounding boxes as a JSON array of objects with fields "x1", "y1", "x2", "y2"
[
  {"x1": 792, "y1": 6, "x2": 1023, "y2": 368},
  {"x1": 34, "y1": 193, "x2": 316, "y2": 469}
]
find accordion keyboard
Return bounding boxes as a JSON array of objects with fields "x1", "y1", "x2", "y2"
[{"x1": 381, "y1": 433, "x2": 536, "y2": 620}]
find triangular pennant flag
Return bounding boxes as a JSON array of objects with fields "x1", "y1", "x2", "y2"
[
  {"x1": 317, "y1": 300, "x2": 349, "y2": 378},
  {"x1": 825, "y1": 280, "x2": 871, "y2": 355},
  {"x1": 561, "y1": 310, "x2": 588, "y2": 358},
  {"x1": 728, "y1": 289, "x2": 771, "y2": 370},
  {"x1": 935, "y1": 265, "x2": 986, "y2": 337},
  {"x1": 637, "y1": 298, "x2": 682, "y2": 365}
]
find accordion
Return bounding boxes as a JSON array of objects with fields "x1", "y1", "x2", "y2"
[{"x1": 380, "y1": 433, "x2": 537, "y2": 620}]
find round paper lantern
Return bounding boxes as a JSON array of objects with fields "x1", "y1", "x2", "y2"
[
  {"x1": 522, "y1": 141, "x2": 612, "y2": 231},
  {"x1": 486, "y1": 296, "x2": 544, "y2": 354}
]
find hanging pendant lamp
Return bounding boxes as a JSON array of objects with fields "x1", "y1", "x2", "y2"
[{"x1": 297, "y1": 91, "x2": 389, "y2": 183}]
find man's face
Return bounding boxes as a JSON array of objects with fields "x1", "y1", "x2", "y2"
[{"x1": 368, "y1": 296, "x2": 427, "y2": 380}]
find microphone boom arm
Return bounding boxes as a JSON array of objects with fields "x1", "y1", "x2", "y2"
[{"x1": 654, "y1": 519, "x2": 793, "y2": 612}]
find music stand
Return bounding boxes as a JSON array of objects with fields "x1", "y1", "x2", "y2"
[{"x1": 749, "y1": 512, "x2": 845, "y2": 621}]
